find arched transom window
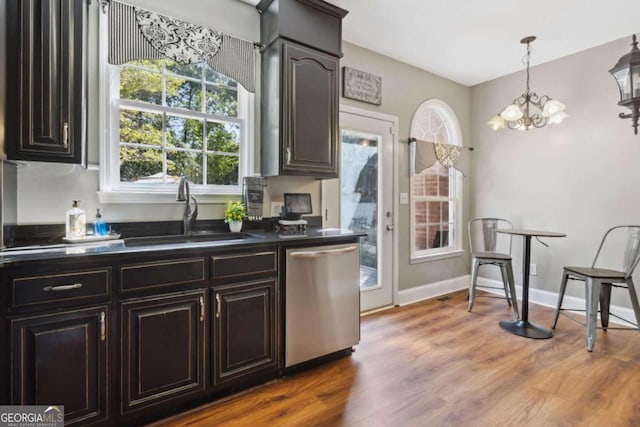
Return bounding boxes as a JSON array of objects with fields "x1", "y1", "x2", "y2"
[{"x1": 410, "y1": 99, "x2": 463, "y2": 260}]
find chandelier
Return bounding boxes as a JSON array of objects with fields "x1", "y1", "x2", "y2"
[{"x1": 488, "y1": 36, "x2": 568, "y2": 131}]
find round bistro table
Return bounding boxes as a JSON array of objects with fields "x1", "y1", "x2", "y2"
[{"x1": 496, "y1": 228, "x2": 566, "y2": 339}]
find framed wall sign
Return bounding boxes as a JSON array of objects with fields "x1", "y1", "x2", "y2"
[{"x1": 342, "y1": 66, "x2": 382, "y2": 105}]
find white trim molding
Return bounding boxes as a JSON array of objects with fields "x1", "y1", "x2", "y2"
[
  {"x1": 397, "y1": 275, "x2": 638, "y2": 328},
  {"x1": 477, "y1": 277, "x2": 638, "y2": 327},
  {"x1": 97, "y1": 190, "x2": 240, "y2": 204},
  {"x1": 397, "y1": 275, "x2": 469, "y2": 306}
]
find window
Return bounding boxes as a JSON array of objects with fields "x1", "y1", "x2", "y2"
[
  {"x1": 410, "y1": 99, "x2": 463, "y2": 261},
  {"x1": 100, "y1": 58, "x2": 252, "y2": 203}
]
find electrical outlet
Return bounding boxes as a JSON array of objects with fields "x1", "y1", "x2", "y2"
[
  {"x1": 530, "y1": 263, "x2": 537, "y2": 275},
  {"x1": 271, "y1": 202, "x2": 284, "y2": 218},
  {"x1": 400, "y1": 193, "x2": 409, "y2": 204}
]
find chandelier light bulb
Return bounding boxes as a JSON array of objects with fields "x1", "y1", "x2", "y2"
[
  {"x1": 542, "y1": 99, "x2": 566, "y2": 117},
  {"x1": 487, "y1": 115, "x2": 505, "y2": 130},
  {"x1": 548, "y1": 111, "x2": 569, "y2": 124},
  {"x1": 500, "y1": 104, "x2": 523, "y2": 121}
]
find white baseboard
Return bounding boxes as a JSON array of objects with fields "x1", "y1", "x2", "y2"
[
  {"x1": 397, "y1": 275, "x2": 469, "y2": 306},
  {"x1": 397, "y1": 275, "x2": 637, "y2": 327},
  {"x1": 477, "y1": 277, "x2": 637, "y2": 326}
]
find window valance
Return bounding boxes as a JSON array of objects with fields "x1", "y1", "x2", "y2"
[
  {"x1": 409, "y1": 137, "x2": 473, "y2": 176},
  {"x1": 104, "y1": 0, "x2": 257, "y2": 92}
]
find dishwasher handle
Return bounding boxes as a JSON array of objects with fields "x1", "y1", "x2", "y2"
[{"x1": 289, "y1": 246, "x2": 358, "y2": 258}]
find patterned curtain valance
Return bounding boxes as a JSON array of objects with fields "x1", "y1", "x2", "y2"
[
  {"x1": 106, "y1": 0, "x2": 257, "y2": 92},
  {"x1": 409, "y1": 138, "x2": 473, "y2": 177}
]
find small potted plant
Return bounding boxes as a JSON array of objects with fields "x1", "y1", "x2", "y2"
[{"x1": 224, "y1": 201, "x2": 247, "y2": 232}]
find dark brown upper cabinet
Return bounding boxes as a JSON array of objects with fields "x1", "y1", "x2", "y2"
[
  {"x1": 5, "y1": 0, "x2": 86, "y2": 164},
  {"x1": 258, "y1": 0, "x2": 348, "y2": 179}
]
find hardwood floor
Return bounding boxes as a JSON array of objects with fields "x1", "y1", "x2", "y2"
[{"x1": 151, "y1": 290, "x2": 640, "y2": 426}]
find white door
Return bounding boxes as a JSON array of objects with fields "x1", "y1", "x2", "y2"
[{"x1": 322, "y1": 106, "x2": 396, "y2": 311}]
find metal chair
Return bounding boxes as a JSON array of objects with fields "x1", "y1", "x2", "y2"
[
  {"x1": 467, "y1": 218, "x2": 519, "y2": 318},
  {"x1": 551, "y1": 225, "x2": 640, "y2": 351}
]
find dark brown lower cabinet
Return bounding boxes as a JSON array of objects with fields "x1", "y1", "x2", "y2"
[
  {"x1": 10, "y1": 305, "x2": 108, "y2": 426},
  {"x1": 120, "y1": 291, "x2": 206, "y2": 414},
  {"x1": 213, "y1": 279, "x2": 278, "y2": 384}
]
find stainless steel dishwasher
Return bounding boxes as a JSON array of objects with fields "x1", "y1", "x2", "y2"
[{"x1": 285, "y1": 242, "x2": 360, "y2": 367}]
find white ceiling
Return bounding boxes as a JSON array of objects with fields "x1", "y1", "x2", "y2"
[{"x1": 242, "y1": 0, "x2": 640, "y2": 86}]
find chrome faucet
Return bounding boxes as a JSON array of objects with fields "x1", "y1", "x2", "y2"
[{"x1": 176, "y1": 176, "x2": 198, "y2": 235}]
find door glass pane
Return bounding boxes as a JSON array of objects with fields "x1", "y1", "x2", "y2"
[{"x1": 340, "y1": 130, "x2": 381, "y2": 291}]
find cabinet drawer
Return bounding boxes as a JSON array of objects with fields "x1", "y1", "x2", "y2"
[
  {"x1": 121, "y1": 258, "x2": 205, "y2": 292},
  {"x1": 12, "y1": 269, "x2": 111, "y2": 308},
  {"x1": 211, "y1": 252, "x2": 277, "y2": 281}
]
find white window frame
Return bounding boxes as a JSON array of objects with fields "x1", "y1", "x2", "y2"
[
  {"x1": 410, "y1": 99, "x2": 464, "y2": 262},
  {"x1": 97, "y1": 12, "x2": 253, "y2": 204}
]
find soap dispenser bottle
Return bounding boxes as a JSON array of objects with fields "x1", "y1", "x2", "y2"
[
  {"x1": 66, "y1": 200, "x2": 86, "y2": 238},
  {"x1": 94, "y1": 208, "x2": 107, "y2": 236}
]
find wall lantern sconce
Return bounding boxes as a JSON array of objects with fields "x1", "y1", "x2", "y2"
[
  {"x1": 488, "y1": 36, "x2": 568, "y2": 131},
  {"x1": 609, "y1": 34, "x2": 640, "y2": 135}
]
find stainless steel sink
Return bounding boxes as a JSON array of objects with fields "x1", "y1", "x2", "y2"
[{"x1": 124, "y1": 232, "x2": 261, "y2": 247}]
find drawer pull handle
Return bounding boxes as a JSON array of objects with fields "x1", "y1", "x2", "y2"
[
  {"x1": 215, "y1": 294, "x2": 221, "y2": 319},
  {"x1": 199, "y1": 295, "x2": 205, "y2": 322},
  {"x1": 43, "y1": 283, "x2": 83, "y2": 292},
  {"x1": 100, "y1": 311, "x2": 106, "y2": 341},
  {"x1": 289, "y1": 246, "x2": 358, "y2": 258},
  {"x1": 63, "y1": 122, "x2": 69, "y2": 149}
]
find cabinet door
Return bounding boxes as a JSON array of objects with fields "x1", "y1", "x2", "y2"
[
  {"x1": 6, "y1": 0, "x2": 85, "y2": 163},
  {"x1": 282, "y1": 43, "x2": 339, "y2": 178},
  {"x1": 213, "y1": 279, "x2": 278, "y2": 384},
  {"x1": 121, "y1": 291, "x2": 206, "y2": 413},
  {"x1": 10, "y1": 306, "x2": 108, "y2": 426}
]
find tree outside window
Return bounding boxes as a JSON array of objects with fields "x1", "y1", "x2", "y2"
[{"x1": 117, "y1": 60, "x2": 243, "y2": 188}]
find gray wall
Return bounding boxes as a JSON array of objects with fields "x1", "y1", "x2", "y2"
[
  {"x1": 9, "y1": 0, "x2": 474, "y2": 294},
  {"x1": 341, "y1": 42, "x2": 471, "y2": 291},
  {"x1": 470, "y1": 36, "x2": 640, "y2": 307},
  {"x1": 14, "y1": 0, "x2": 318, "y2": 224}
]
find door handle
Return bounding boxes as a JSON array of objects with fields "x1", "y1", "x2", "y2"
[
  {"x1": 62, "y1": 122, "x2": 69, "y2": 149},
  {"x1": 215, "y1": 294, "x2": 221, "y2": 318},
  {"x1": 100, "y1": 311, "x2": 106, "y2": 342},
  {"x1": 386, "y1": 224, "x2": 394, "y2": 231},
  {"x1": 43, "y1": 283, "x2": 83, "y2": 292},
  {"x1": 289, "y1": 246, "x2": 358, "y2": 258},
  {"x1": 199, "y1": 295, "x2": 205, "y2": 322}
]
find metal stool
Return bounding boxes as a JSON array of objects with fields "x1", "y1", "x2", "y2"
[
  {"x1": 467, "y1": 218, "x2": 519, "y2": 318},
  {"x1": 552, "y1": 225, "x2": 640, "y2": 351}
]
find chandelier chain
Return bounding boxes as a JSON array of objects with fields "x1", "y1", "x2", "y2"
[{"x1": 524, "y1": 42, "x2": 532, "y2": 95}]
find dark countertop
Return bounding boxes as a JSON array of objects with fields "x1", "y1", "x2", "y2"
[{"x1": 0, "y1": 228, "x2": 364, "y2": 266}]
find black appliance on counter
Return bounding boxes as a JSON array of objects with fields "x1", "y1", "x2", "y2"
[{"x1": 279, "y1": 193, "x2": 312, "y2": 234}]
